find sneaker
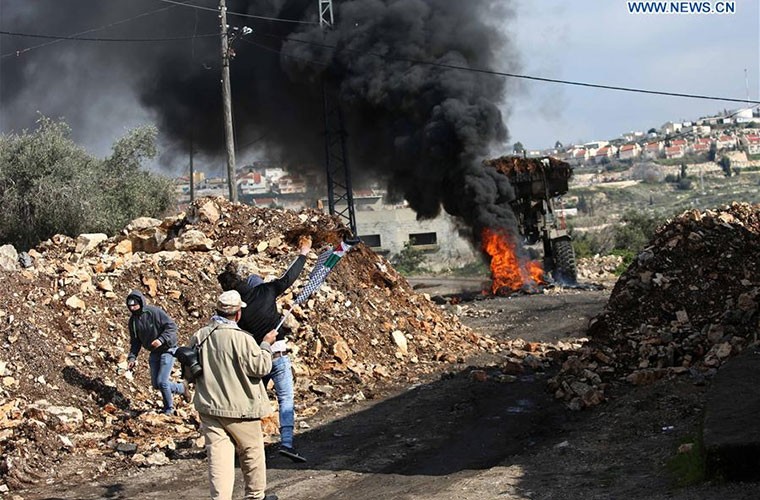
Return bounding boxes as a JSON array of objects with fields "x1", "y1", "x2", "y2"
[
  {"x1": 278, "y1": 446, "x2": 307, "y2": 463},
  {"x1": 182, "y1": 384, "x2": 193, "y2": 403}
]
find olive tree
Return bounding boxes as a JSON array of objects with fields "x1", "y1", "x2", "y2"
[{"x1": 0, "y1": 117, "x2": 175, "y2": 250}]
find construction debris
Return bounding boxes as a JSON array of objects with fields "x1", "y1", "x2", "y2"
[
  {"x1": 548, "y1": 203, "x2": 760, "y2": 409},
  {"x1": 0, "y1": 196, "x2": 490, "y2": 491}
]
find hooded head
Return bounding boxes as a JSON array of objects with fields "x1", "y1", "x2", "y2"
[
  {"x1": 217, "y1": 270, "x2": 243, "y2": 292},
  {"x1": 246, "y1": 275, "x2": 264, "y2": 288},
  {"x1": 126, "y1": 290, "x2": 146, "y2": 314}
]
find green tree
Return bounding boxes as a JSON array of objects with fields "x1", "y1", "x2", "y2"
[
  {"x1": 391, "y1": 242, "x2": 426, "y2": 275},
  {"x1": 707, "y1": 143, "x2": 717, "y2": 162},
  {"x1": 719, "y1": 156, "x2": 732, "y2": 177},
  {"x1": 0, "y1": 117, "x2": 175, "y2": 250},
  {"x1": 676, "y1": 177, "x2": 693, "y2": 190},
  {"x1": 613, "y1": 210, "x2": 664, "y2": 254},
  {"x1": 512, "y1": 141, "x2": 525, "y2": 154},
  {"x1": 576, "y1": 194, "x2": 589, "y2": 214}
]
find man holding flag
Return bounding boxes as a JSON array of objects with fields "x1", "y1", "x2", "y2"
[{"x1": 217, "y1": 235, "x2": 313, "y2": 463}]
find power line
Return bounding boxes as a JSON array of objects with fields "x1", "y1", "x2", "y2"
[
  {"x1": 241, "y1": 38, "x2": 328, "y2": 67},
  {"x1": 155, "y1": 0, "x2": 318, "y2": 25},
  {"x1": 0, "y1": 30, "x2": 219, "y2": 44},
  {"x1": 1, "y1": 14, "x2": 756, "y2": 107},
  {"x1": 258, "y1": 32, "x2": 760, "y2": 106},
  {"x1": 0, "y1": 0, "x2": 200, "y2": 59}
]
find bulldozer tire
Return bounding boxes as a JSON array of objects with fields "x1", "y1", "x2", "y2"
[{"x1": 551, "y1": 239, "x2": 577, "y2": 285}]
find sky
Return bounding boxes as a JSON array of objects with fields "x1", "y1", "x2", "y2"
[
  {"x1": 0, "y1": 0, "x2": 758, "y2": 168},
  {"x1": 504, "y1": 0, "x2": 760, "y2": 152}
]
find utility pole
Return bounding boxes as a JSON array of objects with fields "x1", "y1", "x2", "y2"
[
  {"x1": 745, "y1": 68, "x2": 750, "y2": 108},
  {"x1": 189, "y1": 132, "x2": 195, "y2": 203},
  {"x1": 220, "y1": 0, "x2": 238, "y2": 202}
]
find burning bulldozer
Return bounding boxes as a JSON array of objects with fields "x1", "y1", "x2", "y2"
[{"x1": 482, "y1": 156, "x2": 577, "y2": 293}]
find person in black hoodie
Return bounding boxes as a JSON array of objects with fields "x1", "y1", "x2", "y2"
[
  {"x1": 217, "y1": 235, "x2": 312, "y2": 463},
  {"x1": 126, "y1": 290, "x2": 190, "y2": 415}
]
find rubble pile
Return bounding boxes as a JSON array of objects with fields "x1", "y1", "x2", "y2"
[
  {"x1": 0, "y1": 196, "x2": 491, "y2": 491},
  {"x1": 483, "y1": 155, "x2": 573, "y2": 183},
  {"x1": 549, "y1": 203, "x2": 760, "y2": 409},
  {"x1": 576, "y1": 255, "x2": 624, "y2": 283}
]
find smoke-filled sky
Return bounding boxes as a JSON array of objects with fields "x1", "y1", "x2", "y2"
[
  {"x1": 2, "y1": 0, "x2": 756, "y2": 239},
  {"x1": 0, "y1": 0, "x2": 519, "y2": 239}
]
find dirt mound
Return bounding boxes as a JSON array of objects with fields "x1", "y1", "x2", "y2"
[
  {"x1": 548, "y1": 203, "x2": 760, "y2": 409},
  {"x1": 0, "y1": 197, "x2": 490, "y2": 492}
]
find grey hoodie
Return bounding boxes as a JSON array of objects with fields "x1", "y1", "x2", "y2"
[{"x1": 126, "y1": 290, "x2": 178, "y2": 361}]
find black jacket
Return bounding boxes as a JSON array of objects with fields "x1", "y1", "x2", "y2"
[
  {"x1": 234, "y1": 255, "x2": 306, "y2": 343},
  {"x1": 126, "y1": 290, "x2": 178, "y2": 360}
]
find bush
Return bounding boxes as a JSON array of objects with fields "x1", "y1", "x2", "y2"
[
  {"x1": 609, "y1": 248, "x2": 636, "y2": 275},
  {"x1": 631, "y1": 162, "x2": 665, "y2": 183},
  {"x1": 676, "y1": 177, "x2": 693, "y2": 190},
  {"x1": 570, "y1": 228, "x2": 615, "y2": 258},
  {"x1": 391, "y1": 242, "x2": 426, "y2": 275},
  {"x1": 613, "y1": 210, "x2": 665, "y2": 255},
  {"x1": 0, "y1": 117, "x2": 175, "y2": 250}
]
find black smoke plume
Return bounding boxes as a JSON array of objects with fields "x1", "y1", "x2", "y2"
[{"x1": 0, "y1": 0, "x2": 520, "y2": 241}]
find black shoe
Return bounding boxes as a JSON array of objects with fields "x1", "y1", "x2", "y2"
[
  {"x1": 263, "y1": 495, "x2": 278, "y2": 500},
  {"x1": 278, "y1": 446, "x2": 307, "y2": 463}
]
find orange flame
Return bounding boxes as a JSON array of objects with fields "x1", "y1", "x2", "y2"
[{"x1": 481, "y1": 228, "x2": 544, "y2": 294}]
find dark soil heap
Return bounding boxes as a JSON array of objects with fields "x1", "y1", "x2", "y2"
[
  {"x1": 0, "y1": 197, "x2": 490, "y2": 492},
  {"x1": 549, "y1": 202, "x2": 760, "y2": 409}
]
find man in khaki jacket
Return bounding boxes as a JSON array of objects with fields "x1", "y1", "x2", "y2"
[{"x1": 190, "y1": 290, "x2": 278, "y2": 500}]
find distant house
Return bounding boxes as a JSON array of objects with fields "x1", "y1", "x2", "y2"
[
  {"x1": 274, "y1": 175, "x2": 307, "y2": 194},
  {"x1": 582, "y1": 141, "x2": 608, "y2": 158},
  {"x1": 237, "y1": 172, "x2": 270, "y2": 196},
  {"x1": 661, "y1": 121, "x2": 682, "y2": 135},
  {"x1": 568, "y1": 148, "x2": 589, "y2": 165},
  {"x1": 618, "y1": 143, "x2": 641, "y2": 160},
  {"x1": 643, "y1": 141, "x2": 663, "y2": 159},
  {"x1": 594, "y1": 146, "x2": 615, "y2": 163},
  {"x1": 692, "y1": 142, "x2": 710, "y2": 154},
  {"x1": 665, "y1": 145, "x2": 685, "y2": 159},
  {"x1": 694, "y1": 125, "x2": 712, "y2": 136},
  {"x1": 671, "y1": 139, "x2": 688, "y2": 149},
  {"x1": 203, "y1": 177, "x2": 227, "y2": 190},
  {"x1": 741, "y1": 135, "x2": 760, "y2": 155},
  {"x1": 716, "y1": 135, "x2": 737, "y2": 150},
  {"x1": 733, "y1": 108, "x2": 757, "y2": 124},
  {"x1": 621, "y1": 131, "x2": 644, "y2": 142}
]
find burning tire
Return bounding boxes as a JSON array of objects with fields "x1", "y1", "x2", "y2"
[{"x1": 551, "y1": 238, "x2": 577, "y2": 285}]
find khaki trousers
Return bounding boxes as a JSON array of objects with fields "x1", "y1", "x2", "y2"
[{"x1": 200, "y1": 414, "x2": 267, "y2": 500}]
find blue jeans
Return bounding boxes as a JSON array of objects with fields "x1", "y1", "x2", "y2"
[
  {"x1": 264, "y1": 355, "x2": 295, "y2": 448},
  {"x1": 149, "y1": 348, "x2": 184, "y2": 414}
]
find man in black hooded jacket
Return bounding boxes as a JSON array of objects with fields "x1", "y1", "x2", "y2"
[
  {"x1": 126, "y1": 290, "x2": 190, "y2": 415},
  {"x1": 217, "y1": 235, "x2": 311, "y2": 463}
]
